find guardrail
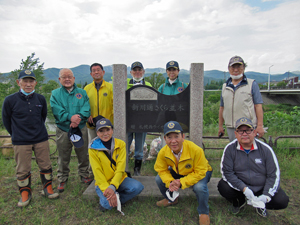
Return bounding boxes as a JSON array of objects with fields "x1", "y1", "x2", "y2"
[{"x1": 1, "y1": 134, "x2": 299, "y2": 159}]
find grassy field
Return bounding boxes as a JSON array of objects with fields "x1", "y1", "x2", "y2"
[{"x1": 0, "y1": 130, "x2": 299, "y2": 224}]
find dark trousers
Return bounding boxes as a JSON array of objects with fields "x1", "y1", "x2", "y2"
[{"x1": 217, "y1": 179, "x2": 289, "y2": 210}]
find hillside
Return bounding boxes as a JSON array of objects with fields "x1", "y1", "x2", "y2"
[{"x1": 2, "y1": 65, "x2": 300, "y2": 86}]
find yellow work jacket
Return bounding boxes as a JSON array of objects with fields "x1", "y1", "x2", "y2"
[
  {"x1": 89, "y1": 137, "x2": 127, "y2": 192},
  {"x1": 84, "y1": 80, "x2": 113, "y2": 127},
  {"x1": 154, "y1": 140, "x2": 212, "y2": 190}
]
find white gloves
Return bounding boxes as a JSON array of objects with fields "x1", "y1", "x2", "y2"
[
  {"x1": 243, "y1": 187, "x2": 256, "y2": 200},
  {"x1": 257, "y1": 195, "x2": 271, "y2": 204}
]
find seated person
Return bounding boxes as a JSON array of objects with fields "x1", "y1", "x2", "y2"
[
  {"x1": 218, "y1": 117, "x2": 289, "y2": 217},
  {"x1": 154, "y1": 121, "x2": 212, "y2": 225},
  {"x1": 89, "y1": 118, "x2": 144, "y2": 212}
]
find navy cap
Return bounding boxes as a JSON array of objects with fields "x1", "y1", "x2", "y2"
[
  {"x1": 228, "y1": 56, "x2": 245, "y2": 67},
  {"x1": 235, "y1": 117, "x2": 254, "y2": 129},
  {"x1": 131, "y1": 61, "x2": 144, "y2": 70},
  {"x1": 164, "y1": 121, "x2": 183, "y2": 136},
  {"x1": 68, "y1": 127, "x2": 84, "y2": 148},
  {"x1": 96, "y1": 118, "x2": 113, "y2": 131},
  {"x1": 18, "y1": 70, "x2": 36, "y2": 80},
  {"x1": 166, "y1": 61, "x2": 179, "y2": 70}
]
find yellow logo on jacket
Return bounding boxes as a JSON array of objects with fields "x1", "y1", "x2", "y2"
[{"x1": 76, "y1": 93, "x2": 82, "y2": 99}]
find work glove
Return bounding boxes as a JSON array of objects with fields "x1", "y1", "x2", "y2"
[
  {"x1": 243, "y1": 187, "x2": 256, "y2": 201},
  {"x1": 256, "y1": 195, "x2": 271, "y2": 204}
]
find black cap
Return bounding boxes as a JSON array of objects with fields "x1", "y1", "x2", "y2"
[
  {"x1": 131, "y1": 61, "x2": 144, "y2": 70},
  {"x1": 68, "y1": 127, "x2": 84, "y2": 148},
  {"x1": 96, "y1": 118, "x2": 113, "y2": 131},
  {"x1": 163, "y1": 121, "x2": 183, "y2": 136},
  {"x1": 18, "y1": 70, "x2": 36, "y2": 80}
]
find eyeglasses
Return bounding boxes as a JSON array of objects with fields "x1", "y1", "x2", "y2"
[
  {"x1": 230, "y1": 64, "x2": 244, "y2": 69},
  {"x1": 133, "y1": 68, "x2": 142, "y2": 72},
  {"x1": 92, "y1": 69, "x2": 102, "y2": 73},
  {"x1": 236, "y1": 129, "x2": 253, "y2": 135},
  {"x1": 60, "y1": 76, "x2": 73, "y2": 80}
]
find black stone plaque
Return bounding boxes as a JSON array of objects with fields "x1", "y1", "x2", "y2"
[{"x1": 126, "y1": 85, "x2": 190, "y2": 132}]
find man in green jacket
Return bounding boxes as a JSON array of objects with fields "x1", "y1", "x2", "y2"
[
  {"x1": 127, "y1": 62, "x2": 152, "y2": 176},
  {"x1": 50, "y1": 68, "x2": 92, "y2": 192},
  {"x1": 158, "y1": 61, "x2": 188, "y2": 95}
]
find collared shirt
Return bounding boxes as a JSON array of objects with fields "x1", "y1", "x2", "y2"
[{"x1": 171, "y1": 147, "x2": 183, "y2": 164}]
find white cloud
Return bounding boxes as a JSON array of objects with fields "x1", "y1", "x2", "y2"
[{"x1": 0, "y1": 0, "x2": 299, "y2": 74}]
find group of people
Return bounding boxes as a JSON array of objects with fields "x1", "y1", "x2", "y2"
[{"x1": 2, "y1": 56, "x2": 289, "y2": 225}]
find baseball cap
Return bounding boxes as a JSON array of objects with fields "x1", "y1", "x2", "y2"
[
  {"x1": 96, "y1": 118, "x2": 113, "y2": 131},
  {"x1": 18, "y1": 70, "x2": 36, "y2": 80},
  {"x1": 228, "y1": 56, "x2": 245, "y2": 67},
  {"x1": 235, "y1": 117, "x2": 254, "y2": 129},
  {"x1": 163, "y1": 121, "x2": 183, "y2": 136},
  {"x1": 166, "y1": 61, "x2": 179, "y2": 70},
  {"x1": 68, "y1": 127, "x2": 84, "y2": 148},
  {"x1": 131, "y1": 61, "x2": 144, "y2": 70}
]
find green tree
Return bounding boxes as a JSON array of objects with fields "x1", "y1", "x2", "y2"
[
  {"x1": 144, "y1": 72, "x2": 165, "y2": 90},
  {"x1": 276, "y1": 81, "x2": 287, "y2": 88},
  {"x1": 7, "y1": 52, "x2": 45, "y2": 94}
]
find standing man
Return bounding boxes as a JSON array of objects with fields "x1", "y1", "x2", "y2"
[
  {"x1": 218, "y1": 117, "x2": 289, "y2": 217},
  {"x1": 218, "y1": 56, "x2": 264, "y2": 141},
  {"x1": 2, "y1": 70, "x2": 59, "y2": 207},
  {"x1": 154, "y1": 121, "x2": 212, "y2": 225},
  {"x1": 158, "y1": 60, "x2": 188, "y2": 95},
  {"x1": 50, "y1": 68, "x2": 92, "y2": 192},
  {"x1": 89, "y1": 118, "x2": 144, "y2": 212},
  {"x1": 84, "y1": 63, "x2": 114, "y2": 141},
  {"x1": 127, "y1": 61, "x2": 152, "y2": 176}
]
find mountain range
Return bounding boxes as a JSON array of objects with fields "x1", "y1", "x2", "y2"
[{"x1": 3, "y1": 65, "x2": 300, "y2": 86}]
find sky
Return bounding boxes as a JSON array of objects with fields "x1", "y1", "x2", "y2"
[{"x1": 1, "y1": 0, "x2": 299, "y2": 74}]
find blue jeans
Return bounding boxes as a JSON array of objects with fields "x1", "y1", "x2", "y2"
[
  {"x1": 95, "y1": 177, "x2": 144, "y2": 210},
  {"x1": 127, "y1": 132, "x2": 147, "y2": 160},
  {"x1": 155, "y1": 170, "x2": 212, "y2": 215}
]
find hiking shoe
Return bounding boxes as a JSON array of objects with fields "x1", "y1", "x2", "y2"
[
  {"x1": 156, "y1": 198, "x2": 178, "y2": 207},
  {"x1": 256, "y1": 208, "x2": 268, "y2": 217},
  {"x1": 57, "y1": 182, "x2": 67, "y2": 193},
  {"x1": 81, "y1": 176, "x2": 93, "y2": 185},
  {"x1": 229, "y1": 200, "x2": 246, "y2": 215},
  {"x1": 199, "y1": 214, "x2": 210, "y2": 225},
  {"x1": 17, "y1": 191, "x2": 32, "y2": 207},
  {"x1": 41, "y1": 184, "x2": 59, "y2": 199}
]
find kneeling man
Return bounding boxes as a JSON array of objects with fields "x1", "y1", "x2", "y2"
[
  {"x1": 218, "y1": 117, "x2": 289, "y2": 217},
  {"x1": 154, "y1": 121, "x2": 212, "y2": 225},
  {"x1": 89, "y1": 118, "x2": 144, "y2": 212}
]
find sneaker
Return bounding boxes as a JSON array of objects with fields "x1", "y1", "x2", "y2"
[
  {"x1": 57, "y1": 182, "x2": 66, "y2": 193},
  {"x1": 41, "y1": 184, "x2": 59, "y2": 199},
  {"x1": 256, "y1": 208, "x2": 268, "y2": 217},
  {"x1": 156, "y1": 198, "x2": 178, "y2": 207},
  {"x1": 229, "y1": 200, "x2": 246, "y2": 215},
  {"x1": 199, "y1": 214, "x2": 210, "y2": 225},
  {"x1": 81, "y1": 176, "x2": 93, "y2": 185},
  {"x1": 17, "y1": 191, "x2": 32, "y2": 207}
]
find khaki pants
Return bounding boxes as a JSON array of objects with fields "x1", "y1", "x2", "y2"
[
  {"x1": 56, "y1": 126, "x2": 89, "y2": 183},
  {"x1": 14, "y1": 140, "x2": 52, "y2": 178}
]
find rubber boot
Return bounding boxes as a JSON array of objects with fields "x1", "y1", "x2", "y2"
[
  {"x1": 40, "y1": 169, "x2": 59, "y2": 199},
  {"x1": 133, "y1": 159, "x2": 142, "y2": 176},
  {"x1": 17, "y1": 173, "x2": 32, "y2": 207}
]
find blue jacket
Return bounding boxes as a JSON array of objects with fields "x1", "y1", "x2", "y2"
[{"x1": 2, "y1": 91, "x2": 48, "y2": 145}]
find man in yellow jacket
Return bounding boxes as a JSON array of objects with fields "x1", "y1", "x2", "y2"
[
  {"x1": 89, "y1": 118, "x2": 144, "y2": 212},
  {"x1": 84, "y1": 63, "x2": 114, "y2": 141},
  {"x1": 154, "y1": 121, "x2": 212, "y2": 225}
]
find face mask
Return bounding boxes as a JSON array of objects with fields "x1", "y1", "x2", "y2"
[
  {"x1": 21, "y1": 89, "x2": 35, "y2": 96},
  {"x1": 230, "y1": 74, "x2": 243, "y2": 80},
  {"x1": 133, "y1": 77, "x2": 143, "y2": 82}
]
